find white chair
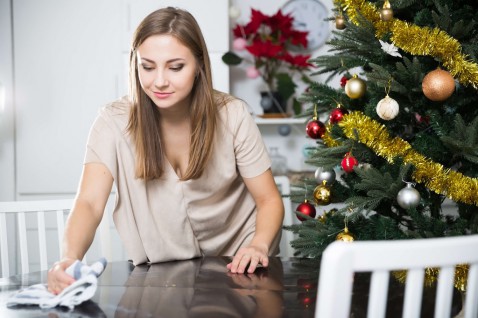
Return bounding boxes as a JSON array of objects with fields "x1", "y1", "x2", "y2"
[
  {"x1": 274, "y1": 176, "x2": 295, "y2": 258},
  {"x1": 316, "y1": 235, "x2": 478, "y2": 318},
  {"x1": 0, "y1": 199, "x2": 74, "y2": 277},
  {"x1": 0, "y1": 198, "x2": 121, "y2": 278}
]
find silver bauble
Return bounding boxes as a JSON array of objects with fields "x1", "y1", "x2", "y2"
[
  {"x1": 397, "y1": 183, "x2": 421, "y2": 209},
  {"x1": 314, "y1": 167, "x2": 336, "y2": 185},
  {"x1": 376, "y1": 95, "x2": 399, "y2": 120}
]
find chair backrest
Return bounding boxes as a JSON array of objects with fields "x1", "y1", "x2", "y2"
[
  {"x1": 316, "y1": 235, "x2": 478, "y2": 318},
  {"x1": 0, "y1": 199, "x2": 74, "y2": 277}
]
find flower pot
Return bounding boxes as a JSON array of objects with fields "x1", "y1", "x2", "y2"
[{"x1": 260, "y1": 91, "x2": 287, "y2": 115}]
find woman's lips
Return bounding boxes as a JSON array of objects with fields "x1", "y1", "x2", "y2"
[{"x1": 153, "y1": 92, "x2": 172, "y2": 99}]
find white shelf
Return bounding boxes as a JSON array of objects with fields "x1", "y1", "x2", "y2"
[{"x1": 254, "y1": 117, "x2": 307, "y2": 125}]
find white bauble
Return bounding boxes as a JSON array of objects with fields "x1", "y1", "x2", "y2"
[
  {"x1": 397, "y1": 183, "x2": 421, "y2": 209},
  {"x1": 376, "y1": 95, "x2": 399, "y2": 120}
]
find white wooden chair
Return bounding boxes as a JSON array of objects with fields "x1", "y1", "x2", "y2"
[
  {"x1": 274, "y1": 176, "x2": 295, "y2": 258},
  {"x1": 0, "y1": 198, "x2": 120, "y2": 278},
  {"x1": 316, "y1": 235, "x2": 478, "y2": 318},
  {"x1": 0, "y1": 199, "x2": 74, "y2": 277}
]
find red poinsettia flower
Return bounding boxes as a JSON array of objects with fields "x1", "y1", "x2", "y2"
[
  {"x1": 233, "y1": 9, "x2": 268, "y2": 38},
  {"x1": 223, "y1": 8, "x2": 314, "y2": 103},
  {"x1": 281, "y1": 53, "x2": 313, "y2": 68},
  {"x1": 267, "y1": 10, "x2": 294, "y2": 36},
  {"x1": 246, "y1": 40, "x2": 284, "y2": 59}
]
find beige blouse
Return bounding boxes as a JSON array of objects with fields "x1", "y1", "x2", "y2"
[{"x1": 84, "y1": 95, "x2": 278, "y2": 265}]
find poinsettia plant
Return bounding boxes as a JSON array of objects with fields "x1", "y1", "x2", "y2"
[{"x1": 222, "y1": 8, "x2": 314, "y2": 114}]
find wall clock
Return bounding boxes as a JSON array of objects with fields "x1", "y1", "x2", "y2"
[{"x1": 281, "y1": 0, "x2": 330, "y2": 52}]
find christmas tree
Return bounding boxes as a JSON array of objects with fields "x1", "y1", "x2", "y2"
[{"x1": 285, "y1": 0, "x2": 478, "y2": 259}]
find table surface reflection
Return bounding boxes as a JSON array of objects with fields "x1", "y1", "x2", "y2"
[{"x1": 0, "y1": 256, "x2": 462, "y2": 317}]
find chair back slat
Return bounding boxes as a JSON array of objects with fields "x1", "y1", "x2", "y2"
[
  {"x1": 17, "y1": 212, "x2": 29, "y2": 274},
  {"x1": 367, "y1": 270, "x2": 389, "y2": 318},
  {"x1": 434, "y1": 266, "x2": 455, "y2": 318},
  {"x1": 465, "y1": 264, "x2": 478, "y2": 318},
  {"x1": 56, "y1": 209, "x2": 66, "y2": 259},
  {"x1": 0, "y1": 213, "x2": 9, "y2": 277},
  {"x1": 37, "y1": 211, "x2": 48, "y2": 272},
  {"x1": 402, "y1": 269, "x2": 424, "y2": 318}
]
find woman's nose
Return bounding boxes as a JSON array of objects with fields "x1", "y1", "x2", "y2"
[{"x1": 154, "y1": 70, "x2": 169, "y2": 87}]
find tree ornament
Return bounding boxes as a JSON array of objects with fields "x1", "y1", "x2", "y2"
[
  {"x1": 380, "y1": 0, "x2": 393, "y2": 21},
  {"x1": 306, "y1": 104, "x2": 325, "y2": 139},
  {"x1": 422, "y1": 68, "x2": 455, "y2": 101},
  {"x1": 397, "y1": 182, "x2": 421, "y2": 209},
  {"x1": 329, "y1": 105, "x2": 349, "y2": 124},
  {"x1": 314, "y1": 167, "x2": 336, "y2": 185},
  {"x1": 318, "y1": 214, "x2": 327, "y2": 224},
  {"x1": 296, "y1": 199, "x2": 316, "y2": 221},
  {"x1": 335, "y1": 15, "x2": 346, "y2": 30},
  {"x1": 376, "y1": 95, "x2": 399, "y2": 120},
  {"x1": 306, "y1": 120, "x2": 326, "y2": 139},
  {"x1": 341, "y1": 152, "x2": 358, "y2": 173},
  {"x1": 336, "y1": 226, "x2": 355, "y2": 242},
  {"x1": 376, "y1": 78, "x2": 399, "y2": 120},
  {"x1": 345, "y1": 74, "x2": 366, "y2": 99},
  {"x1": 340, "y1": 76, "x2": 349, "y2": 87},
  {"x1": 313, "y1": 180, "x2": 331, "y2": 205}
]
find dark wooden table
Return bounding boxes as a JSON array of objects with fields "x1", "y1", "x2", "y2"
[{"x1": 0, "y1": 257, "x2": 463, "y2": 317}]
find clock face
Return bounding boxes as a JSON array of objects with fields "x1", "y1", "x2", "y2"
[{"x1": 281, "y1": 0, "x2": 330, "y2": 51}]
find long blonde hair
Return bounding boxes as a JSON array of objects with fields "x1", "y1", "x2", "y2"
[{"x1": 127, "y1": 7, "x2": 217, "y2": 181}]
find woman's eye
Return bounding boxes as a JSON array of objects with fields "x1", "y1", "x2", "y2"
[
  {"x1": 170, "y1": 64, "x2": 184, "y2": 72},
  {"x1": 141, "y1": 64, "x2": 154, "y2": 71}
]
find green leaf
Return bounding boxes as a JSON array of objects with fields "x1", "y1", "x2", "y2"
[
  {"x1": 221, "y1": 52, "x2": 243, "y2": 65},
  {"x1": 292, "y1": 98, "x2": 302, "y2": 115},
  {"x1": 275, "y1": 73, "x2": 296, "y2": 101}
]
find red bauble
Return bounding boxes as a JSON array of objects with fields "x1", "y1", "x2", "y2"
[
  {"x1": 341, "y1": 153, "x2": 358, "y2": 173},
  {"x1": 340, "y1": 76, "x2": 348, "y2": 87},
  {"x1": 306, "y1": 119, "x2": 326, "y2": 139},
  {"x1": 329, "y1": 107, "x2": 349, "y2": 124},
  {"x1": 296, "y1": 200, "x2": 316, "y2": 221}
]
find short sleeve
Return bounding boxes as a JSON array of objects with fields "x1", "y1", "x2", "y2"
[
  {"x1": 232, "y1": 101, "x2": 271, "y2": 178},
  {"x1": 83, "y1": 110, "x2": 119, "y2": 181}
]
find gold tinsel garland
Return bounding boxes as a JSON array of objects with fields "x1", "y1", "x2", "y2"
[
  {"x1": 335, "y1": 0, "x2": 478, "y2": 88},
  {"x1": 323, "y1": 111, "x2": 478, "y2": 206},
  {"x1": 393, "y1": 264, "x2": 469, "y2": 292}
]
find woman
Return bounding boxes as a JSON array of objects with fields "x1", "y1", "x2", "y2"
[{"x1": 47, "y1": 7, "x2": 284, "y2": 294}]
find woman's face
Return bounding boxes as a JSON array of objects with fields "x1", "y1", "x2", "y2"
[{"x1": 136, "y1": 34, "x2": 197, "y2": 111}]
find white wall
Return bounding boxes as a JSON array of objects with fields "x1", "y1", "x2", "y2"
[{"x1": 0, "y1": 0, "x2": 15, "y2": 201}]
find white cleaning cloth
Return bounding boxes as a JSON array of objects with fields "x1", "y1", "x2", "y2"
[{"x1": 7, "y1": 258, "x2": 107, "y2": 310}]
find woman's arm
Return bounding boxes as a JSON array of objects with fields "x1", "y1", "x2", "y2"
[
  {"x1": 47, "y1": 162, "x2": 113, "y2": 294},
  {"x1": 227, "y1": 168, "x2": 284, "y2": 274}
]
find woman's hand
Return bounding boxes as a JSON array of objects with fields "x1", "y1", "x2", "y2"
[
  {"x1": 226, "y1": 243, "x2": 269, "y2": 274},
  {"x1": 47, "y1": 258, "x2": 77, "y2": 295}
]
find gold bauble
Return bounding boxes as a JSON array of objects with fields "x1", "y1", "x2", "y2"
[
  {"x1": 376, "y1": 95, "x2": 399, "y2": 120},
  {"x1": 335, "y1": 16, "x2": 346, "y2": 30},
  {"x1": 422, "y1": 68, "x2": 456, "y2": 101},
  {"x1": 380, "y1": 8, "x2": 394, "y2": 21},
  {"x1": 345, "y1": 75, "x2": 366, "y2": 99},
  {"x1": 336, "y1": 227, "x2": 355, "y2": 242},
  {"x1": 380, "y1": 0, "x2": 393, "y2": 21},
  {"x1": 313, "y1": 181, "x2": 331, "y2": 205}
]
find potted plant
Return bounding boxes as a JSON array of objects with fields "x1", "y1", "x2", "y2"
[{"x1": 222, "y1": 8, "x2": 314, "y2": 115}]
